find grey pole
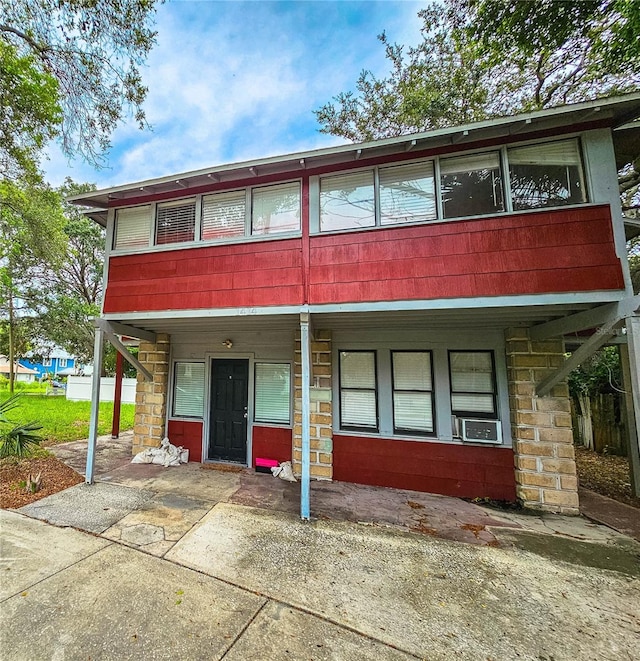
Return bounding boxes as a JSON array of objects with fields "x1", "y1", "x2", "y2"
[{"x1": 85, "y1": 328, "x2": 104, "y2": 484}]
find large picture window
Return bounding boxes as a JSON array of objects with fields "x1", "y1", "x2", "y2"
[
  {"x1": 392, "y1": 351, "x2": 434, "y2": 434},
  {"x1": 252, "y1": 182, "x2": 301, "y2": 235},
  {"x1": 201, "y1": 190, "x2": 246, "y2": 239},
  {"x1": 339, "y1": 351, "x2": 378, "y2": 430},
  {"x1": 320, "y1": 171, "x2": 375, "y2": 232},
  {"x1": 449, "y1": 351, "x2": 496, "y2": 418},
  {"x1": 254, "y1": 363, "x2": 291, "y2": 424},
  {"x1": 379, "y1": 162, "x2": 437, "y2": 225},
  {"x1": 172, "y1": 362, "x2": 205, "y2": 418},
  {"x1": 508, "y1": 139, "x2": 586, "y2": 210}
]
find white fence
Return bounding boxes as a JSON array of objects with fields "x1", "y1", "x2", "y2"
[{"x1": 66, "y1": 375, "x2": 137, "y2": 403}]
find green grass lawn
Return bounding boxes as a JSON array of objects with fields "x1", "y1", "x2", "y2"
[{"x1": 0, "y1": 394, "x2": 135, "y2": 445}]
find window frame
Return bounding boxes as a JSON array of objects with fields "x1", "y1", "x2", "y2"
[
  {"x1": 155, "y1": 198, "x2": 197, "y2": 246},
  {"x1": 171, "y1": 361, "x2": 206, "y2": 419},
  {"x1": 390, "y1": 350, "x2": 436, "y2": 437},
  {"x1": 448, "y1": 350, "x2": 498, "y2": 420},
  {"x1": 254, "y1": 361, "x2": 292, "y2": 426},
  {"x1": 338, "y1": 350, "x2": 379, "y2": 433}
]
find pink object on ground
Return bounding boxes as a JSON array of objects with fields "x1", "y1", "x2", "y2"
[{"x1": 255, "y1": 457, "x2": 279, "y2": 468}]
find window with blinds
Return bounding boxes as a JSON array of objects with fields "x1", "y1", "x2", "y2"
[
  {"x1": 392, "y1": 351, "x2": 434, "y2": 434},
  {"x1": 155, "y1": 199, "x2": 196, "y2": 245},
  {"x1": 113, "y1": 205, "x2": 151, "y2": 250},
  {"x1": 508, "y1": 139, "x2": 586, "y2": 210},
  {"x1": 449, "y1": 351, "x2": 496, "y2": 418},
  {"x1": 379, "y1": 162, "x2": 436, "y2": 225},
  {"x1": 172, "y1": 362, "x2": 205, "y2": 418},
  {"x1": 202, "y1": 190, "x2": 246, "y2": 239},
  {"x1": 254, "y1": 363, "x2": 291, "y2": 424},
  {"x1": 440, "y1": 152, "x2": 504, "y2": 219},
  {"x1": 251, "y1": 182, "x2": 301, "y2": 235},
  {"x1": 320, "y1": 170, "x2": 376, "y2": 232},
  {"x1": 339, "y1": 351, "x2": 378, "y2": 430}
]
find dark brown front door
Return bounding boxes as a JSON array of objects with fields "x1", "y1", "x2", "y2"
[{"x1": 208, "y1": 359, "x2": 249, "y2": 462}]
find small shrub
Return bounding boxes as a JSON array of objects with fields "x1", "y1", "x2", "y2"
[{"x1": 0, "y1": 394, "x2": 43, "y2": 458}]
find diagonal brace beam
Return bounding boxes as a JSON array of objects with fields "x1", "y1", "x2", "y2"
[
  {"x1": 530, "y1": 295, "x2": 640, "y2": 341},
  {"x1": 104, "y1": 331, "x2": 153, "y2": 382},
  {"x1": 94, "y1": 318, "x2": 157, "y2": 343}
]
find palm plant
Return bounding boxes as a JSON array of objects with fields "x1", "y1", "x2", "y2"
[{"x1": 0, "y1": 394, "x2": 43, "y2": 458}]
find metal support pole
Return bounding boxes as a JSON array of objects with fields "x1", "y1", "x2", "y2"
[
  {"x1": 111, "y1": 349, "x2": 124, "y2": 439},
  {"x1": 85, "y1": 328, "x2": 104, "y2": 484},
  {"x1": 623, "y1": 317, "x2": 640, "y2": 497},
  {"x1": 300, "y1": 314, "x2": 311, "y2": 520}
]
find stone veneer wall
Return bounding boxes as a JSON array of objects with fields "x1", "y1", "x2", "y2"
[
  {"x1": 293, "y1": 330, "x2": 333, "y2": 480},
  {"x1": 132, "y1": 333, "x2": 170, "y2": 456},
  {"x1": 505, "y1": 328, "x2": 579, "y2": 514}
]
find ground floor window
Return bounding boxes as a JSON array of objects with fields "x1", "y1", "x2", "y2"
[
  {"x1": 339, "y1": 351, "x2": 378, "y2": 431},
  {"x1": 172, "y1": 362, "x2": 205, "y2": 418},
  {"x1": 391, "y1": 351, "x2": 434, "y2": 434},
  {"x1": 449, "y1": 351, "x2": 497, "y2": 419},
  {"x1": 254, "y1": 362, "x2": 291, "y2": 424}
]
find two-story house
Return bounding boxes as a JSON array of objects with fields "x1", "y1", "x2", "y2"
[{"x1": 71, "y1": 94, "x2": 640, "y2": 518}]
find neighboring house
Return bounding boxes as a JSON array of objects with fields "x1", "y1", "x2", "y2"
[
  {"x1": 70, "y1": 94, "x2": 640, "y2": 516},
  {"x1": 21, "y1": 349, "x2": 77, "y2": 380},
  {"x1": 0, "y1": 356, "x2": 38, "y2": 383}
]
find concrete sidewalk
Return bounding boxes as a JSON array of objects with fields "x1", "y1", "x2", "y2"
[{"x1": 2, "y1": 505, "x2": 639, "y2": 660}]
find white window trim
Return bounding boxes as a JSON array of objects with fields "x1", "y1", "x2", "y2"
[{"x1": 254, "y1": 361, "x2": 293, "y2": 426}]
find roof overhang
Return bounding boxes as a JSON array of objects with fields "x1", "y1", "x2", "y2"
[{"x1": 69, "y1": 93, "x2": 640, "y2": 211}]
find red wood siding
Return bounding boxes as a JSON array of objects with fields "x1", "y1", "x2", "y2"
[
  {"x1": 309, "y1": 205, "x2": 624, "y2": 304},
  {"x1": 104, "y1": 239, "x2": 304, "y2": 313},
  {"x1": 252, "y1": 426, "x2": 292, "y2": 466},
  {"x1": 167, "y1": 420, "x2": 203, "y2": 462},
  {"x1": 333, "y1": 435, "x2": 516, "y2": 501}
]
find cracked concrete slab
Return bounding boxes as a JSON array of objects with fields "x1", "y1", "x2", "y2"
[
  {"x1": 1, "y1": 542, "x2": 266, "y2": 661},
  {"x1": 17, "y1": 482, "x2": 155, "y2": 533},
  {"x1": 0, "y1": 510, "x2": 109, "y2": 601},
  {"x1": 166, "y1": 502, "x2": 640, "y2": 660}
]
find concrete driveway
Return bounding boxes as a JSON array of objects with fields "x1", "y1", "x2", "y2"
[{"x1": 1, "y1": 434, "x2": 639, "y2": 659}]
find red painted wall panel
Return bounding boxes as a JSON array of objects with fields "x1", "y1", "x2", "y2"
[
  {"x1": 309, "y1": 205, "x2": 624, "y2": 304},
  {"x1": 167, "y1": 420, "x2": 203, "y2": 462},
  {"x1": 333, "y1": 435, "x2": 516, "y2": 501},
  {"x1": 252, "y1": 426, "x2": 292, "y2": 466},
  {"x1": 104, "y1": 239, "x2": 304, "y2": 313}
]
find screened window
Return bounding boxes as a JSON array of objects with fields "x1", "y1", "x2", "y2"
[
  {"x1": 202, "y1": 191, "x2": 246, "y2": 239},
  {"x1": 339, "y1": 351, "x2": 377, "y2": 430},
  {"x1": 380, "y1": 162, "x2": 436, "y2": 225},
  {"x1": 114, "y1": 205, "x2": 151, "y2": 250},
  {"x1": 320, "y1": 171, "x2": 376, "y2": 232},
  {"x1": 449, "y1": 351, "x2": 496, "y2": 418},
  {"x1": 392, "y1": 351, "x2": 434, "y2": 434},
  {"x1": 508, "y1": 139, "x2": 586, "y2": 210},
  {"x1": 172, "y1": 362, "x2": 205, "y2": 418},
  {"x1": 254, "y1": 363, "x2": 291, "y2": 424},
  {"x1": 440, "y1": 152, "x2": 504, "y2": 219},
  {"x1": 155, "y1": 199, "x2": 196, "y2": 245},
  {"x1": 251, "y1": 182, "x2": 300, "y2": 235}
]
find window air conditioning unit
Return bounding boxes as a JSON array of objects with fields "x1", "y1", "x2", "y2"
[{"x1": 461, "y1": 419, "x2": 502, "y2": 444}]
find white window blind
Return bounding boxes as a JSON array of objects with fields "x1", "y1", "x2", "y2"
[
  {"x1": 339, "y1": 351, "x2": 377, "y2": 429},
  {"x1": 173, "y1": 362, "x2": 205, "y2": 418},
  {"x1": 449, "y1": 351, "x2": 496, "y2": 416},
  {"x1": 156, "y1": 199, "x2": 196, "y2": 245},
  {"x1": 392, "y1": 352, "x2": 434, "y2": 433},
  {"x1": 255, "y1": 363, "x2": 291, "y2": 424},
  {"x1": 251, "y1": 182, "x2": 300, "y2": 235},
  {"x1": 508, "y1": 139, "x2": 581, "y2": 166},
  {"x1": 202, "y1": 191, "x2": 246, "y2": 240},
  {"x1": 320, "y1": 170, "x2": 375, "y2": 232},
  {"x1": 379, "y1": 162, "x2": 437, "y2": 225},
  {"x1": 440, "y1": 152, "x2": 501, "y2": 175},
  {"x1": 114, "y1": 205, "x2": 151, "y2": 250}
]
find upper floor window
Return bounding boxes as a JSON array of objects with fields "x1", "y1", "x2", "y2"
[
  {"x1": 380, "y1": 161, "x2": 437, "y2": 225},
  {"x1": 440, "y1": 152, "x2": 504, "y2": 219},
  {"x1": 508, "y1": 139, "x2": 586, "y2": 210},
  {"x1": 251, "y1": 182, "x2": 301, "y2": 235},
  {"x1": 114, "y1": 205, "x2": 151, "y2": 250},
  {"x1": 202, "y1": 190, "x2": 245, "y2": 240},
  {"x1": 156, "y1": 199, "x2": 196, "y2": 245},
  {"x1": 320, "y1": 171, "x2": 375, "y2": 232},
  {"x1": 58, "y1": 358, "x2": 67, "y2": 368},
  {"x1": 43, "y1": 358, "x2": 52, "y2": 367}
]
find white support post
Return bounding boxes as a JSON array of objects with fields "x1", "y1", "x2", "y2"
[
  {"x1": 300, "y1": 313, "x2": 311, "y2": 520},
  {"x1": 623, "y1": 317, "x2": 640, "y2": 497},
  {"x1": 85, "y1": 328, "x2": 104, "y2": 484}
]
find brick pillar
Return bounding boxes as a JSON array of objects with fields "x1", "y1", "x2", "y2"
[
  {"x1": 132, "y1": 333, "x2": 170, "y2": 456},
  {"x1": 293, "y1": 330, "x2": 333, "y2": 480},
  {"x1": 505, "y1": 328, "x2": 579, "y2": 514}
]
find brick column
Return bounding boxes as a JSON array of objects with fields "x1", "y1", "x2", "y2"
[
  {"x1": 132, "y1": 333, "x2": 170, "y2": 456},
  {"x1": 505, "y1": 328, "x2": 579, "y2": 514},
  {"x1": 293, "y1": 330, "x2": 333, "y2": 480}
]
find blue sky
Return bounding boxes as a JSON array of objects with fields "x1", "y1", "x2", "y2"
[{"x1": 44, "y1": 0, "x2": 425, "y2": 190}]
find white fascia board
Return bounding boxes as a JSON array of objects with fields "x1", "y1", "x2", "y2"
[{"x1": 67, "y1": 94, "x2": 640, "y2": 208}]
